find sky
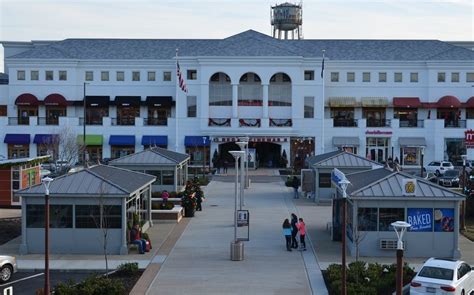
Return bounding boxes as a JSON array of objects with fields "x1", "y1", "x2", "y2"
[{"x1": 0, "y1": 0, "x2": 473, "y2": 72}]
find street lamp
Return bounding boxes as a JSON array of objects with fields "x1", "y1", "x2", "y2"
[
  {"x1": 420, "y1": 146, "x2": 425, "y2": 178},
  {"x1": 461, "y1": 154, "x2": 467, "y2": 230},
  {"x1": 239, "y1": 136, "x2": 250, "y2": 189},
  {"x1": 339, "y1": 178, "x2": 350, "y2": 295},
  {"x1": 236, "y1": 141, "x2": 248, "y2": 208},
  {"x1": 229, "y1": 151, "x2": 245, "y2": 261},
  {"x1": 42, "y1": 176, "x2": 53, "y2": 295},
  {"x1": 391, "y1": 221, "x2": 411, "y2": 295}
]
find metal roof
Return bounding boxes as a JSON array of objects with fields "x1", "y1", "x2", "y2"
[
  {"x1": 108, "y1": 147, "x2": 189, "y2": 166},
  {"x1": 345, "y1": 168, "x2": 465, "y2": 199},
  {"x1": 16, "y1": 165, "x2": 155, "y2": 197},
  {"x1": 306, "y1": 150, "x2": 383, "y2": 168},
  {"x1": 6, "y1": 30, "x2": 474, "y2": 61}
]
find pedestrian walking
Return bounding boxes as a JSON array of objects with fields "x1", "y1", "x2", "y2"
[
  {"x1": 282, "y1": 218, "x2": 292, "y2": 251},
  {"x1": 297, "y1": 218, "x2": 306, "y2": 250},
  {"x1": 292, "y1": 176, "x2": 300, "y2": 199},
  {"x1": 290, "y1": 213, "x2": 299, "y2": 249},
  {"x1": 216, "y1": 158, "x2": 221, "y2": 174},
  {"x1": 195, "y1": 189, "x2": 204, "y2": 211},
  {"x1": 223, "y1": 159, "x2": 228, "y2": 174}
]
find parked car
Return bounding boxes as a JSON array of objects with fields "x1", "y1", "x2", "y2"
[
  {"x1": 0, "y1": 255, "x2": 17, "y2": 283},
  {"x1": 425, "y1": 161, "x2": 454, "y2": 176},
  {"x1": 438, "y1": 170, "x2": 461, "y2": 187},
  {"x1": 410, "y1": 258, "x2": 474, "y2": 295},
  {"x1": 405, "y1": 171, "x2": 438, "y2": 183}
]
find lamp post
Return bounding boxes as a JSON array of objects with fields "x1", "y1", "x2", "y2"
[
  {"x1": 239, "y1": 136, "x2": 250, "y2": 189},
  {"x1": 42, "y1": 177, "x2": 53, "y2": 295},
  {"x1": 229, "y1": 151, "x2": 245, "y2": 261},
  {"x1": 391, "y1": 221, "x2": 411, "y2": 295},
  {"x1": 338, "y1": 178, "x2": 350, "y2": 295},
  {"x1": 237, "y1": 140, "x2": 248, "y2": 208},
  {"x1": 420, "y1": 146, "x2": 425, "y2": 178},
  {"x1": 461, "y1": 154, "x2": 467, "y2": 230}
]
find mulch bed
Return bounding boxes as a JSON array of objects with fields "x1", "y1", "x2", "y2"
[
  {"x1": 109, "y1": 270, "x2": 144, "y2": 293},
  {"x1": 0, "y1": 218, "x2": 21, "y2": 245}
]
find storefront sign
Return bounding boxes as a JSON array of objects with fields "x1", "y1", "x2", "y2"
[
  {"x1": 407, "y1": 208, "x2": 433, "y2": 232},
  {"x1": 212, "y1": 136, "x2": 289, "y2": 143},
  {"x1": 465, "y1": 129, "x2": 474, "y2": 148},
  {"x1": 402, "y1": 178, "x2": 417, "y2": 196},
  {"x1": 365, "y1": 130, "x2": 393, "y2": 135},
  {"x1": 21, "y1": 167, "x2": 40, "y2": 189},
  {"x1": 434, "y1": 208, "x2": 454, "y2": 232}
]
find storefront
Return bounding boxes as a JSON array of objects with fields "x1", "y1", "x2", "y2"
[
  {"x1": 33, "y1": 134, "x2": 58, "y2": 158},
  {"x1": 15, "y1": 93, "x2": 39, "y2": 125},
  {"x1": 365, "y1": 132, "x2": 392, "y2": 163},
  {"x1": 185, "y1": 136, "x2": 210, "y2": 166},
  {"x1": 142, "y1": 136, "x2": 168, "y2": 149},
  {"x1": 398, "y1": 137, "x2": 426, "y2": 167},
  {"x1": 328, "y1": 96, "x2": 357, "y2": 127},
  {"x1": 109, "y1": 135, "x2": 135, "y2": 159},
  {"x1": 393, "y1": 97, "x2": 421, "y2": 128},
  {"x1": 445, "y1": 138, "x2": 465, "y2": 164},
  {"x1": 145, "y1": 96, "x2": 174, "y2": 126},
  {"x1": 84, "y1": 96, "x2": 110, "y2": 125},
  {"x1": 4, "y1": 134, "x2": 30, "y2": 159},
  {"x1": 44, "y1": 94, "x2": 68, "y2": 125},
  {"x1": 114, "y1": 96, "x2": 140, "y2": 125},
  {"x1": 77, "y1": 135, "x2": 103, "y2": 163},
  {"x1": 332, "y1": 137, "x2": 359, "y2": 155}
]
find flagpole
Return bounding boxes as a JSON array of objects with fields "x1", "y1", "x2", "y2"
[
  {"x1": 321, "y1": 49, "x2": 326, "y2": 154},
  {"x1": 175, "y1": 48, "x2": 179, "y2": 152}
]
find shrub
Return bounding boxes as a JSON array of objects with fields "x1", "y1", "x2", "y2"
[
  {"x1": 117, "y1": 262, "x2": 139, "y2": 276},
  {"x1": 169, "y1": 191, "x2": 177, "y2": 198},
  {"x1": 160, "y1": 202, "x2": 175, "y2": 210},
  {"x1": 55, "y1": 276, "x2": 125, "y2": 295}
]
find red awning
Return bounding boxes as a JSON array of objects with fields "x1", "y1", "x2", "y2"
[
  {"x1": 44, "y1": 93, "x2": 68, "y2": 107},
  {"x1": 393, "y1": 97, "x2": 421, "y2": 108},
  {"x1": 436, "y1": 95, "x2": 461, "y2": 108},
  {"x1": 464, "y1": 97, "x2": 474, "y2": 108},
  {"x1": 15, "y1": 93, "x2": 39, "y2": 106}
]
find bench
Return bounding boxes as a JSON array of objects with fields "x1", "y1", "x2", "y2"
[{"x1": 151, "y1": 205, "x2": 184, "y2": 223}]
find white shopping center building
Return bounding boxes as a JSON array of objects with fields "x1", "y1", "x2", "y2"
[{"x1": 1, "y1": 29, "x2": 474, "y2": 174}]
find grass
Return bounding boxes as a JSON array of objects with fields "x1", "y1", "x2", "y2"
[{"x1": 463, "y1": 216, "x2": 474, "y2": 241}]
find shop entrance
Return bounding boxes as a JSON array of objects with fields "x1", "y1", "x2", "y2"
[{"x1": 219, "y1": 142, "x2": 282, "y2": 168}]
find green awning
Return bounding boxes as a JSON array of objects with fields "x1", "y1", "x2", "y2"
[{"x1": 77, "y1": 135, "x2": 103, "y2": 146}]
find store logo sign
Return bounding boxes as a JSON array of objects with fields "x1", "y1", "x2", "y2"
[
  {"x1": 402, "y1": 178, "x2": 417, "y2": 196},
  {"x1": 465, "y1": 129, "x2": 474, "y2": 148},
  {"x1": 407, "y1": 208, "x2": 432, "y2": 232},
  {"x1": 365, "y1": 130, "x2": 392, "y2": 135}
]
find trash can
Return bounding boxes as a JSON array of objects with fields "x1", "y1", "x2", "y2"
[{"x1": 230, "y1": 241, "x2": 244, "y2": 261}]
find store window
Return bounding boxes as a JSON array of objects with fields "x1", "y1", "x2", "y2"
[
  {"x1": 394, "y1": 108, "x2": 418, "y2": 127},
  {"x1": 340, "y1": 146, "x2": 358, "y2": 154},
  {"x1": 358, "y1": 208, "x2": 377, "y2": 231},
  {"x1": 111, "y1": 146, "x2": 135, "y2": 159},
  {"x1": 46, "y1": 107, "x2": 66, "y2": 125},
  {"x1": 304, "y1": 70, "x2": 314, "y2": 81},
  {"x1": 363, "y1": 108, "x2": 386, "y2": 127},
  {"x1": 8, "y1": 144, "x2": 29, "y2": 159},
  {"x1": 445, "y1": 138, "x2": 465, "y2": 165},
  {"x1": 400, "y1": 147, "x2": 421, "y2": 166},
  {"x1": 0, "y1": 105, "x2": 7, "y2": 116},
  {"x1": 332, "y1": 108, "x2": 356, "y2": 127},
  {"x1": 86, "y1": 106, "x2": 108, "y2": 125},
  {"x1": 187, "y1": 96, "x2": 197, "y2": 117},
  {"x1": 366, "y1": 137, "x2": 390, "y2": 163},
  {"x1": 85, "y1": 146, "x2": 102, "y2": 163},
  {"x1": 11, "y1": 167, "x2": 20, "y2": 203},
  {"x1": 379, "y1": 208, "x2": 404, "y2": 231},
  {"x1": 304, "y1": 96, "x2": 314, "y2": 118},
  {"x1": 319, "y1": 173, "x2": 331, "y2": 188},
  {"x1": 467, "y1": 109, "x2": 474, "y2": 119},
  {"x1": 37, "y1": 144, "x2": 58, "y2": 158},
  {"x1": 145, "y1": 170, "x2": 162, "y2": 185},
  {"x1": 50, "y1": 205, "x2": 73, "y2": 228},
  {"x1": 185, "y1": 146, "x2": 210, "y2": 166}
]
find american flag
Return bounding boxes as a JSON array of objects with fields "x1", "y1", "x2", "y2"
[{"x1": 176, "y1": 61, "x2": 188, "y2": 93}]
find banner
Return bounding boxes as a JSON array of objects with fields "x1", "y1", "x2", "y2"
[
  {"x1": 434, "y1": 208, "x2": 454, "y2": 232},
  {"x1": 407, "y1": 208, "x2": 433, "y2": 232}
]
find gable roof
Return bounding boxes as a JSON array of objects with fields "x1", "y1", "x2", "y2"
[
  {"x1": 306, "y1": 150, "x2": 383, "y2": 169},
  {"x1": 345, "y1": 168, "x2": 464, "y2": 199},
  {"x1": 108, "y1": 147, "x2": 189, "y2": 166},
  {"x1": 16, "y1": 165, "x2": 155, "y2": 197},
  {"x1": 6, "y1": 30, "x2": 474, "y2": 61}
]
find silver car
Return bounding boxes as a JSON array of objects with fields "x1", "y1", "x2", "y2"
[{"x1": 0, "y1": 255, "x2": 17, "y2": 283}]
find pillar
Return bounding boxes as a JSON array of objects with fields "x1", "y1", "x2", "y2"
[
  {"x1": 232, "y1": 84, "x2": 238, "y2": 119},
  {"x1": 263, "y1": 84, "x2": 269, "y2": 118},
  {"x1": 120, "y1": 198, "x2": 128, "y2": 254},
  {"x1": 148, "y1": 187, "x2": 153, "y2": 227}
]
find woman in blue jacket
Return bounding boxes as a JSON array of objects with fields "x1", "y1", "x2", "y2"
[{"x1": 282, "y1": 218, "x2": 292, "y2": 251}]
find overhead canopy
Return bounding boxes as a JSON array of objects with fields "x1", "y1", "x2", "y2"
[
  {"x1": 85, "y1": 96, "x2": 110, "y2": 107},
  {"x1": 4, "y1": 134, "x2": 30, "y2": 144},
  {"x1": 437, "y1": 95, "x2": 461, "y2": 108},
  {"x1": 15, "y1": 93, "x2": 39, "y2": 106},
  {"x1": 145, "y1": 96, "x2": 175, "y2": 107},
  {"x1": 33, "y1": 134, "x2": 58, "y2": 145},
  {"x1": 361, "y1": 97, "x2": 388, "y2": 107},
  {"x1": 332, "y1": 137, "x2": 359, "y2": 146},
  {"x1": 76, "y1": 134, "x2": 103, "y2": 146},
  {"x1": 109, "y1": 135, "x2": 135, "y2": 146},
  {"x1": 327, "y1": 97, "x2": 356, "y2": 108},
  {"x1": 398, "y1": 137, "x2": 426, "y2": 147},
  {"x1": 185, "y1": 136, "x2": 210, "y2": 147},
  {"x1": 141, "y1": 136, "x2": 168, "y2": 146},
  {"x1": 44, "y1": 93, "x2": 68, "y2": 107},
  {"x1": 114, "y1": 96, "x2": 141, "y2": 107},
  {"x1": 465, "y1": 97, "x2": 474, "y2": 108},
  {"x1": 393, "y1": 97, "x2": 421, "y2": 108}
]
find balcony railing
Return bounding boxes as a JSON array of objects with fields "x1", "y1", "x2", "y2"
[
  {"x1": 238, "y1": 84, "x2": 263, "y2": 106},
  {"x1": 333, "y1": 119, "x2": 358, "y2": 127},
  {"x1": 144, "y1": 117, "x2": 168, "y2": 126},
  {"x1": 111, "y1": 117, "x2": 135, "y2": 126},
  {"x1": 399, "y1": 120, "x2": 424, "y2": 128},
  {"x1": 239, "y1": 118, "x2": 261, "y2": 127},
  {"x1": 209, "y1": 84, "x2": 232, "y2": 106},
  {"x1": 79, "y1": 117, "x2": 103, "y2": 126},
  {"x1": 9, "y1": 117, "x2": 29, "y2": 125},
  {"x1": 208, "y1": 118, "x2": 231, "y2": 127},
  {"x1": 366, "y1": 119, "x2": 391, "y2": 127},
  {"x1": 445, "y1": 120, "x2": 466, "y2": 128},
  {"x1": 269, "y1": 118, "x2": 292, "y2": 127},
  {"x1": 37, "y1": 117, "x2": 59, "y2": 125}
]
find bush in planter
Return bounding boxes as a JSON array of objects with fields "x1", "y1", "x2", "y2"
[
  {"x1": 117, "y1": 262, "x2": 139, "y2": 276},
  {"x1": 55, "y1": 275, "x2": 125, "y2": 295},
  {"x1": 151, "y1": 191, "x2": 162, "y2": 198},
  {"x1": 160, "y1": 202, "x2": 175, "y2": 210},
  {"x1": 169, "y1": 191, "x2": 177, "y2": 198}
]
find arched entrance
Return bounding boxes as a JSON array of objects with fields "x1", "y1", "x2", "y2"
[{"x1": 218, "y1": 141, "x2": 283, "y2": 168}]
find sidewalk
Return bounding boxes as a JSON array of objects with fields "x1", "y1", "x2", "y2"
[{"x1": 0, "y1": 208, "x2": 21, "y2": 219}]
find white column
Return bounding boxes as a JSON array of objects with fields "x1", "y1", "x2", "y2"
[
  {"x1": 263, "y1": 84, "x2": 269, "y2": 118},
  {"x1": 232, "y1": 84, "x2": 238, "y2": 119}
]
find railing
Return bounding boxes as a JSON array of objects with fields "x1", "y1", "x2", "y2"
[
  {"x1": 445, "y1": 120, "x2": 466, "y2": 128},
  {"x1": 208, "y1": 118, "x2": 231, "y2": 127},
  {"x1": 111, "y1": 117, "x2": 135, "y2": 126},
  {"x1": 238, "y1": 84, "x2": 263, "y2": 106},
  {"x1": 79, "y1": 117, "x2": 103, "y2": 126},
  {"x1": 144, "y1": 118, "x2": 168, "y2": 126},
  {"x1": 333, "y1": 119, "x2": 358, "y2": 127},
  {"x1": 239, "y1": 118, "x2": 261, "y2": 127},
  {"x1": 37, "y1": 117, "x2": 59, "y2": 125},
  {"x1": 399, "y1": 120, "x2": 424, "y2": 128},
  {"x1": 366, "y1": 119, "x2": 391, "y2": 127},
  {"x1": 269, "y1": 118, "x2": 292, "y2": 127}
]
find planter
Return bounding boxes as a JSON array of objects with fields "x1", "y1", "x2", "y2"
[
  {"x1": 151, "y1": 206, "x2": 184, "y2": 223},
  {"x1": 184, "y1": 206, "x2": 196, "y2": 217}
]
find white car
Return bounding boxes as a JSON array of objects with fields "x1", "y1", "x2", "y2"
[
  {"x1": 0, "y1": 255, "x2": 17, "y2": 283},
  {"x1": 425, "y1": 161, "x2": 455, "y2": 176},
  {"x1": 410, "y1": 258, "x2": 474, "y2": 295}
]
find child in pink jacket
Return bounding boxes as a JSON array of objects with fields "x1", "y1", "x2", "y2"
[{"x1": 296, "y1": 218, "x2": 306, "y2": 250}]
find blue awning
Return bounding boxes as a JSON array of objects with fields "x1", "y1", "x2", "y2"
[
  {"x1": 109, "y1": 135, "x2": 135, "y2": 146},
  {"x1": 141, "y1": 136, "x2": 167, "y2": 146},
  {"x1": 185, "y1": 136, "x2": 210, "y2": 147},
  {"x1": 4, "y1": 134, "x2": 30, "y2": 144},
  {"x1": 33, "y1": 134, "x2": 57, "y2": 145}
]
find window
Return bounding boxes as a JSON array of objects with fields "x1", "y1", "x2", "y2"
[
  {"x1": 147, "y1": 71, "x2": 156, "y2": 81},
  {"x1": 451, "y1": 72, "x2": 460, "y2": 82},
  {"x1": 17, "y1": 70, "x2": 25, "y2": 80},
  {"x1": 163, "y1": 71, "x2": 171, "y2": 81},
  {"x1": 104, "y1": 205, "x2": 122, "y2": 228},
  {"x1": 437, "y1": 72, "x2": 445, "y2": 82},
  {"x1": 346, "y1": 72, "x2": 355, "y2": 82},
  {"x1": 419, "y1": 267, "x2": 454, "y2": 280},
  {"x1": 162, "y1": 170, "x2": 175, "y2": 185},
  {"x1": 378, "y1": 72, "x2": 387, "y2": 82},
  {"x1": 362, "y1": 72, "x2": 370, "y2": 82},
  {"x1": 145, "y1": 170, "x2": 162, "y2": 185},
  {"x1": 31, "y1": 70, "x2": 39, "y2": 81},
  {"x1": 132, "y1": 71, "x2": 140, "y2": 81},
  {"x1": 116, "y1": 71, "x2": 124, "y2": 81},
  {"x1": 45, "y1": 70, "x2": 54, "y2": 81},
  {"x1": 50, "y1": 205, "x2": 73, "y2": 228},
  {"x1": 304, "y1": 70, "x2": 314, "y2": 80},
  {"x1": 85, "y1": 71, "x2": 93, "y2": 81},
  {"x1": 358, "y1": 208, "x2": 377, "y2": 231},
  {"x1": 379, "y1": 208, "x2": 404, "y2": 231},
  {"x1": 75, "y1": 205, "x2": 121, "y2": 229},
  {"x1": 101, "y1": 71, "x2": 109, "y2": 81},
  {"x1": 304, "y1": 96, "x2": 314, "y2": 118},
  {"x1": 330, "y1": 72, "x2": 339, "y2": 82},
  {"x1": 410, "y1": 72, "x2": 418, "y2": 83},
  {"x1": 319, "y1": 173, "x2": 331, "y2": 188},
  {"x1": 0, "y1": 105, "x2": 7, "y2": 116},
  {"x1": 187, "y1": 96, "x2": 197, "y2": 117},
  {"x1": 59, "y1": 70, "x2": 67, "y2": 81},
  {"x1": 394, "y1": 72, "x2": 403, "y2": 82},
  {"x1": 467, "y1": 72, "x2": 474, "y2": 82},
  {"x1": 26, "y1": 205, "x2": 45, "y2": 228},
  {"x1": 187, "y1": 70, "x2": 197, "y2": 80}
]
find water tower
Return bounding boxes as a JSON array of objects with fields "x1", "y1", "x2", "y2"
[{"x1": 271, "y1": 2, "x2": 303, "y2": 40}]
